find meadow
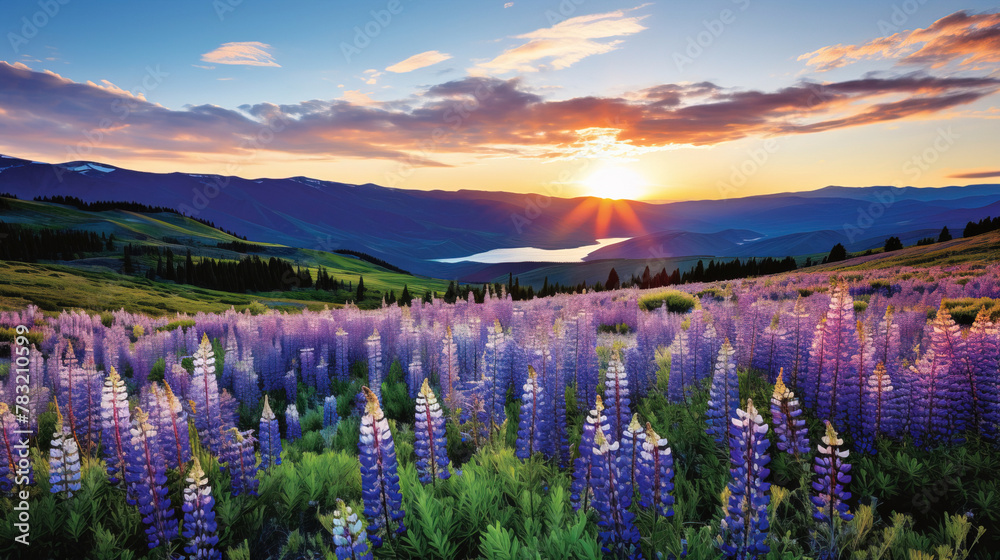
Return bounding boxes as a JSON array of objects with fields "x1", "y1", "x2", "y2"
[{"x1": 1, "y1": 259, "x2": 998, "y2": 560}]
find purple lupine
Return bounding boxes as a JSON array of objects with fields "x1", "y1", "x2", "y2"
[
  {"x1": 536, "y1": 343, "x2": 569, "y2": 467},
  {"x1": 284, "y1": 370, "x2": 298, "y2": 405},
  {"x1": 220, "y1": 428, "x2": 258, "y2": 496},
  {"x1": 931, "y1": 305, "x2": 975, "y2": 436},
  {"x1": 0, "y1": 403, "x2": 23, "y2": 493},
  {"x1": 753, "y1": 314, "x2": 786, "y2": 383},
  {"x1": 967, "y1": 307, "x2": 999, "y2": 440},
  {"x1": 637, "y1": 422, "x2": 674, "y2": 519},
  {"x1": 812, "y1": 284, "x2": 859, "y2": 431},
  {"x1": 618, "y1": 414, "x2": 644, "y2": 506},
  {"x1": 480, "y1": 320, "x2": 508, "y2": 438},
  {"x1": 359, "y1": 386, "x2": 405, "y2": 547},
  {"x1": 332, "y1": 499, "x2": 373, "y2": 560},
  {"x1": 149, "y1": 382, "x2": 192, "y2": 472},
  {"x1": 858, "y1": 363, "x2": 901, "y2": 454},
  {"x1": 316, "y1": 355, "x2": 332, "y2": 397},
  {"x1": 440, "y1": 326, "x2": 460, "y2": 409},
  {"x1": 570, "y1": 310, "x2": 600, "y2": 409},
  {"x1": 770, "y1": 370, "x2": 810, "y2": 460},
  {"x1": 414, "y1": 378, "x2": 450, "y2": 484},
  {"x1": 49, "y1": 411, "x2": 82, "y2": 498},
  {"x1": 191, "y1": 334, "x2": 225, "y2": 454},
  {"x1": 259, "y1": 395, "x2": 282, "y2": 470},
  {"x1": 516, "y1": 366, "x2": 546, "y2": 459},
  {"x1": 407, "y1": 351, "x2": 425, "y2": 400},
  {"x1": 324, "y1": 395, "x2": 340, "y2": 429},
  {"x1": 101, "y1": 366, "x2": 132, "y2": 485},
  {"x1": 335, "y1": 327, "x2": 350, "y2": 381},
  {"x1": 590, "y1": 418, "x2": 641, "y2": 559},
  {"x1": 571, "y1": 395, "x2": 604, "y2": 512},
  {"x1": 285, "y1": 404, "x2": 302, "y2": 441},
  {"x1": 811, "y1": 421, "x2": 853, "y2": 534},
  {"x1": 782, "y1": 296, "x2": 814, "y2": 391},
  {"x1": 366, "y1": 330, "x2": 383, "y2": 402},
  {"x1": 667, "y1": 330, "x2": 691, "y2": 403},
  {"x1": 603, "y1": 354, "x2": 631, "y2": 444},
  {"x1": 181, "y1": 456, "x2": 221, "y2": 560},
  {"x1": 720, "y1": 399, "x2": 770, "y2": 560},
  {"x1": 706, "y1": 340, "x2": 739, "y2": 444},
  {"x1": 849, "y1": 321, "x2": 875, "y2": 434},
  {"x1": 125, "y1": 408, "x2": 179, "y2": 550}
]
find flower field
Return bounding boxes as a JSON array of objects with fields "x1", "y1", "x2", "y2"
[{"x1": 1, "y1": 262, "x2": 998, "y2": 559}]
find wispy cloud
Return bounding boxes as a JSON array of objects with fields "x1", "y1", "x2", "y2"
[
  {"x1": 799, "y1": 10, "x2": 1000, "y2": 71},
  {"x1": 949, "y1": 169, "x2": 1000, "y2": 179},
  {"x1": 386, "y1": 50, "x2": 452, "y2": 73},
  {"x1": 201, "y1": 41, "x2": 280, "y2": 67},
  {"x1": 475, "y1": 9, "x2": 648, "y2": 74}
]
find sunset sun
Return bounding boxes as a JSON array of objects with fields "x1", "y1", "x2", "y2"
[{"x1": 582, "y1": 165, "x2": 648, "y2": 200}]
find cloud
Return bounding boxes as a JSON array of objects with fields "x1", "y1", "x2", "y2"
[
  {"x1": 1, "y1": 61, "x2": 997, "y2": 171},
  {"x1": 504, "y1": 2, "x2": 513, "y2": 7},
  {"x1": 475, "y1": 10, "x2": 648, "y2": 74},
  {"x1": 799, "y1": 10, "x2": 1000, "y2": 71},
  {"x1": 948, "y1": 169, "x2": 1000, "y2": 178},
  {"x1": 201, "y1": 41, "x2": 280, "y2": 67},
  {"x1": 386, "y1": 50, "x2": 453, "y2": 73}
]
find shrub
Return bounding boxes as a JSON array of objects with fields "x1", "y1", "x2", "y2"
[{"x1": 638, "y1": 290, "x2": 697, "y2": 313}]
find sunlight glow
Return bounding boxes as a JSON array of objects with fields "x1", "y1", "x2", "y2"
[{"x1": 581, "y1": 165, "x2": 648, "y2": 200}]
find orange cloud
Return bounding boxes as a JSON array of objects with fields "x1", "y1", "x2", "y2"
[
  {"x1": 201, "y1": 42, "x2": 281, "y2": 67},
  {"x1": 799, "y1": 10, "x2": 1000, "y2": 71},
  {"x1": 386, "y1": 51, "x2": 452, "y2": 73}
]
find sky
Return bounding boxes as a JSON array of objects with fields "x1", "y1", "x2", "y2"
[{"x1": 2, "y1": 0, "x2": 999, "y2": 201}]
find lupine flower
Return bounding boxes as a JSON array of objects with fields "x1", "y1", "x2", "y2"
[
  {"x1": 414, "y1": 378, "x2": 450, "y2": 484},
  {"x1": 324, "y1": 395, "x2": 340, "y2": 429},
  {"x1": 440, "y1": 326, "x2": 459, "y2": 409},
  {"x1": 335, "y1": 327, "x2": 350, "y2": 381},
  {"x1": 149, "y1": 382, "x2": 192, "y2": 472},
  {"x1": 571, "y1": 395, "x2": 604, "y2": 512},
  {"x1": 858, "y1": 363, "x2": 901, "y2": 454},
  {"x1": 221, "y1": 428, "x2": 259, "y2": 497},
  {"x1": 618, "y1": 414, "x2": 645, "y2": 506},
  {"x1": 332, "y1": 499, "x2": 373, "y2": 560},
  {"x1": 516, "y1": 366, "x2": 547, "y2": 459},
  {"x1": 366, "y1": 330, "x2": 383, "y2": 402},
  {"x1": 667, "y1": 330, "x2": 691, "y2": 403},
  {"x1": 285, "y1": 404, "x2": 302, "y2": 441},
  {"x1": 259, "y1": 395, "x2": 282, "y2": 470},
  {"x1": 603, "y1": 355, "x2": 631, "y2": 443},
  {"x1": 101, "y1": 366, "x2": 131, "y2": 485},
  {"x1": 849, "y1": 321, "x2": 875, "y2": 434},
  {"x1": 770, "y1": 369, "x2": 810, "y2": 460},
  {"x1": 590, "y1": 415, "x2": 641, "y2": 559},
  {"x1": 181, "y1": 456, "x2": 220, "y2": 560},
  {"x1": 537, "y1": 342, "x2": 569, "y2": 467},
  {"x1": 811, "y1": 284, "x2": 859, "y2": 431},
  {"x1": 811, "y1": 421, "x2": 853, "y2": 532},
  {"x1": 125, "y1": 408, "x2": 179, "y2": 550},
  {"x1": 481, "y1": 321, "x2": 509, "y2": 438},
  {"x1": 284, "y1": 370, "x2": 298, "y2": 405},
  {"x1": 909, "y1": 342, "x2": 959, "y2": 448},
  {"x1": 706, "y1": 340, "x2": 739, "y2": 444},
  {"x1": 967, "y1": 307, "x2": 999, "y2": 441},
  {"x1": 0, "y1": 403, "x2": 23, "y2": 493},
  {"x1": 192, "y1": 334, "x2": 225, "y2": 454},
  {"x1": 359, "y1": 386, "x2": 405, "y2": 547},
  {"x1": 720, "y1": 399, "x2": 770, "y2": 560},
  {"x1": 637, "y1": 422, "x2": 674, "y2": 519},
  {"x1": 461, "y1": 393, "x2": 489, "y2": 450},
  {"x1": 49, "y1": 406, "x2": 82, "y2": 498}
]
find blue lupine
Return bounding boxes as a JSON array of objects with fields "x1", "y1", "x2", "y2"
[
  {"x1": 101, "y1": 366, "x2": 131, "y2": 485},
  {"x1": 637, "y1": 422, "x2": 674, "y2": 519},
  {"x1": 516, "y1": 366, "x2": 547, "y2": 459},
  {"x1": 192, "y1": 334, "x2": 225, "y2": 454},
  {"x1": 968, "y1": 308, "x2": 1000, "y2": 441},
  {"x1": 706, "y1": 340, "x2": 739, "y2": 444},
  {"x1": 859, "y1": 363, "x2": 901, "y2": 454},
  {"x1": 770, "y1": 370, "x2": 810, "y2": 460},
  {"x1": 285, "y1": 404, "x2": 302, "y2": 441},
  {"x1": 221, "y1": 428, "x2": 259, "y2": 496},
  {"x1": 366, "y1": 330, "x2": 383, "y2": 402},
  {"x1": 811, "y1": 421, "x2": 853, "y2": 525},
  {"x1": 336, "y1": 327, "x2": 350, "y2": 381},
  {"x1": 332, "y1": 499, "x2": 373, "y2": 560},
  {"x1": 49, "y1": 411, "x2": 82, "y2": 498},
  {"x1": 590, "y1": 415, "x2": 641, "y2": 559},
  {"x1": 149, "y1": 382, "x2": 192, "y2": 472},
  {"x1": 259, "y1": 395, "x2": 282, "y2": 470},
  {"x1": 414, "y1": 378, "x2": 450, "y2": 484},
  {"x1": 618, "y1": 414, "x2": 644, "y2": 506},
  {"x1": 720, "y1": 399, "x2": 771, "y2": 560},
  {"x1": 359, "y1": 386, "x2": 405, "y2": 547},
  {"x1": 181, "y1": 456, "x2": 221, "y2": 560},
  {"x1": 909, "y1": 343, "x2": 958, "y2": 448},
  {"x1": 481, "y1": 321, "x2": 508, "y2": 439},
  {"x1": 811, "y1": 284, "x2": 860, "y2": 431},
  {"x1": 324, "y1": 395, "x2": 340, "y2": 429},
  {"x1": 284, "y1": 370, "x2": 298, "y2": 405},
  {"x1": 125, "y1": 408, "x2": 179, "y2": 550},
  {"x1": 571, "y1": 395, "x2": 604, "y2": 512},
  {"x1": 603, "y1": 355, "x2": 631, "y2": 443}
]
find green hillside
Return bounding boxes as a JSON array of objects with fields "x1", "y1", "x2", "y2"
[{"x1": 0, "y1": 197, "x2": 451, "y2": 313}]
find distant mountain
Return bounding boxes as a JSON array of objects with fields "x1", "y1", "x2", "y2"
[{"x1": 2, "y1": 154, "x2": 998, "y2": 279}]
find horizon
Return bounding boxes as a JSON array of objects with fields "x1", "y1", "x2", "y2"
[{"x1": 2, "y1": 1, "x2": 999, "y2": 201}]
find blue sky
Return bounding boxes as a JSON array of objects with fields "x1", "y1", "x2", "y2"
[{"x1": 4, "y1": 0, "x2": 999, "y2": 199}]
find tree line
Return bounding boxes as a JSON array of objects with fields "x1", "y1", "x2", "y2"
[{"x1": 0, "y1": 222, "x2": 105, "y2": 261}]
